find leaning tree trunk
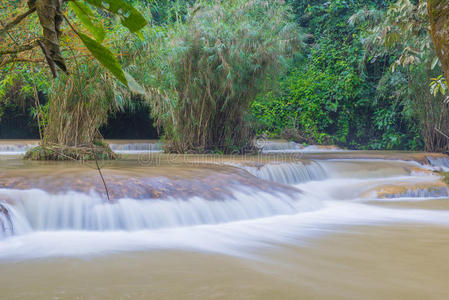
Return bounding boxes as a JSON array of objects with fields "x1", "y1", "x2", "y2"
[{"x1": 428, "y1": 0, "x2": 449, "y2": 83}]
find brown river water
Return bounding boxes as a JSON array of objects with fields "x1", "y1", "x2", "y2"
[{"x1": 1, "y1": 140, "x2": 449, "y2": 299}]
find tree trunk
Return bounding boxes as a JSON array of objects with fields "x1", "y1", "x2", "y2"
[{"x1": 428, "y1": 0, "x2": 449, "y2": 83}]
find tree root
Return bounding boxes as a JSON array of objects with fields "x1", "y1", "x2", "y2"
[{"x1": 24, "y1": 143, "x2": 117, "y2": 161}]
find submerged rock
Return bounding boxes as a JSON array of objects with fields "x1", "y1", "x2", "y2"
[
  {"x1": 0, "y1": 164, "x2": 301, "y2": 201},
  {"x1": 0, "y1": 203, "x2": 13, "y2": 237},
  {"x1": 366, "y1": 181, "x2": 449, "y2": 199}
]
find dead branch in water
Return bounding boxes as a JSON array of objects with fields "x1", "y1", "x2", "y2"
[
  {"x1": 90, "y1": 144, "x2": 111, "y2": 202},
  {"x1": 27, "y1": 143, "x2": 115, "y2": 202}
]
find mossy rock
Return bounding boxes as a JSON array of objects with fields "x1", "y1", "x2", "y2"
[{"x1": 24, "y1": 144, "x2": 117, "y2": 161}]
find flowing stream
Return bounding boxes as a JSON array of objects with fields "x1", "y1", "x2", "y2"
[{"x1": 0, "y1": 140, "x2": 449, "y2": 299}]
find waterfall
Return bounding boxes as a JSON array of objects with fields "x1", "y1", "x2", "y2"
[
  {"x1": 1, "y1": 156, "x2": 449, "y2": 260},
  {"x1": 426, "y1": 156, "x2": 449, "y2": 170},
  {"x1": 242, "y1": 162, "x2": 328, "y2": 185},
  {"x1": 0, "y1": 188, "x2": 319, "y2": 235},
  {"x1": 260, "y1": 141, "x2": 342, "y2": 153},
  {"x1": 260, "y1": 141, "x2": 302, "y2": 152},
  {"x1": 0, "y1": 143, "x2": 37, "y2": 155},
  {"x1": 109, "y1": 142, "x2": 162, "y2": 154}
]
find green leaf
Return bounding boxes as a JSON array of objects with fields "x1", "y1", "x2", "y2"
[
  {"x1": 124, "y1": 71, "x2": 145, "y2": 95},
  {"x1": 431, "y1": 56, "x2": 439, "y2": 70},
  {"x1": 78, "y1": 32, "x2": 127, "y2": 86},
  {"x1": 70, "y1": 1, "x2": 106, "y2": 42},
  {"x1": 84, "y1": 0, "x2": 147, "y2": 33}
]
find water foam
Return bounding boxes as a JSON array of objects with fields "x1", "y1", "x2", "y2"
[
  {"x1": 0, "y1": 143, "x2": 37, "y2": 155},
  {"x1": 243, "y1": 162, "x2": 327, "y2": 185},
  {"x1": 0, "y1": 188, "x2": 318, "y2": 234},
  {"x1": 1, "y1": 158, "x2": 449, "y2": 261},
  {"x1": 109, "y1": 143, "x2": 162, "y2": 154},
  {"x1": 1, "y1": 200, "x2": 449, "y2": 261}
]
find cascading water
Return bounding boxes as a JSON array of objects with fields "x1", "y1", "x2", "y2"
[
  {"x1": 0, "y1": 143, "x2": 37, "y2": 155},
  {"x1": 426, "y1": 156, "x2": 449, "y2": 170},
  {"x1": 1, "y1": 146, "x2": 449, "y2": 261},
  {"x1": 109, "y1": 142, "x2": 162, "y2": 153},
  {"x1": 0, "y1": 140, "x2": 342, "y2": 156},
  {"x1": 242, "y1": 162, "x2": 328, "y2": 185},
  {"x1": 0, "y1": 141, "x2": 164, "y2": 155},
  {"x1": 0, "y1": 187, "x2": 319, "y2": 235},
  {"x1": 260, "y1": 141, "x2": 302, "y2": 152},
  {"x1": 260, "y1": 141, "x2": 343, "y2": 153}
]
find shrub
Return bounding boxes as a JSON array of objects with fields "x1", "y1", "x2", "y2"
[{"x1": 141, "y1": 0, "x2": 301, "y2": 153}]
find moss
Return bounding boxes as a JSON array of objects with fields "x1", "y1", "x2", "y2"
[{"x1": 24, "y1": 144, "x2": 117, "y2": 161}]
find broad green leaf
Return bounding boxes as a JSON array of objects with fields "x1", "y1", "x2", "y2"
[
  {"x1": 78, "y1": 32, "x2": 127, "y2": 86},
  {"x1": 84, "y1": 0, "x2": 147, "y2": 33},
  {"x1": 70, "y1": 1, "x2": 106, "y2": 42}
]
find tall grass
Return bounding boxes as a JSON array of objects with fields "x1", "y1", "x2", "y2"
[{"x1": 44, "y1": 62, "x2": 122, "y2": 147}]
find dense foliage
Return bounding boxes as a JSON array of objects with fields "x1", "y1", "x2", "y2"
[
  {"x1": 251, "y1": 0, "x2": 447, "y2": 151},
  {"x1": 1, "y1": 0, "x2": 449, "y2": 153},
  {"x1": 126, "y1": 0, "x2": 300, "y2": 153}
]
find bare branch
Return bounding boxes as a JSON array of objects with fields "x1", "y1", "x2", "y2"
[
  {"x1": 0, "y1": 7, "x2": 36, "y2": 37},
  {"x1": 0, "y1": 57, "x2": 45, "y2": 67},
  {"x1": 0, "y1": 39, "x2": 40, "y2": 55}
]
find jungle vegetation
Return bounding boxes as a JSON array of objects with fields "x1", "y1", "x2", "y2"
[{"x1": 0, "y1": 0, "x2": 448, "y2": 156}]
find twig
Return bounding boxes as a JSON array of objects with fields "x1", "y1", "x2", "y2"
[
  {"x1": 0, "y1": 57, "x2": 44, "y2": 67},
  {"x1": 90, "y1": 144, "x2": 111, "y2": 202},
  {"x1": 37, "y1": 143, "x2": 113, "y2": 201},
  {"x1": 435, "y1": 127, "x2": 449, "y2": 141},
  {"x1": 0, "y1": 7, "x2": 36, "y2": 37},
  {"x1": 0, "y1": 40, "x2": 40, "y2": 55}
]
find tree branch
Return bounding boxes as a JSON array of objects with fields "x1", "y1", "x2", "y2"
[
  {"x1": 0, "y1": 39, "x2": 40, "y2": 55},
  {"x1": 0, "y1": 57, "x2": 44, "y2": 67},
  {"x1": 0, "y1": 7, "x2": 36, "y2": 37}
]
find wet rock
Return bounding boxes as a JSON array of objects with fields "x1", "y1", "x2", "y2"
[
  {"x1": 0, "y1": 165, "x2": 301, "y2": 201},
  {"x1": 0, "y1": 203, "x2": 13, "y2": 237}
]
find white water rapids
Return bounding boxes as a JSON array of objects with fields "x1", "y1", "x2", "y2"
[
  {"x1": 1, "y1": 151, "x2": 449, "y2": 261},
  {"x1": 0, "y1": 140, "x2": 342, "y2": 155}
]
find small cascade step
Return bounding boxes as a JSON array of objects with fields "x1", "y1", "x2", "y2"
[
  {"x1": 242, "y1": 162, "x2": 328, "y2": 185},
  {"x1": 109, "y1": 142, "x2": 162, "y2": 153},
  {"x1": 0, "y1": 188, "x2": 318, "y2": 235},
  {"x1": 0, "y1": 143, "x2": 37, "y2": 154}
]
